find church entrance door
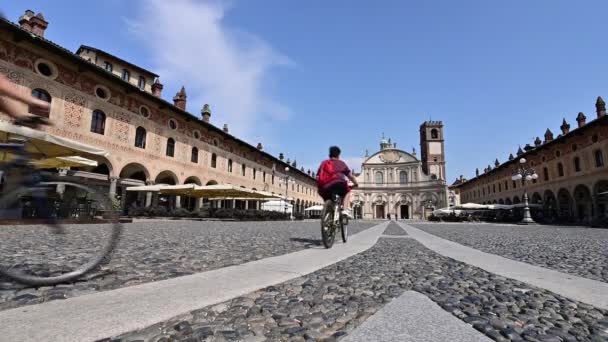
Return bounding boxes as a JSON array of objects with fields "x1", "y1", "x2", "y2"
[
  {"x1": 375, "y1": 205, "x2": 385, "y2": 219},
  {"x1": 400, "y1": 205, "x2": 409, "y2": 219}
]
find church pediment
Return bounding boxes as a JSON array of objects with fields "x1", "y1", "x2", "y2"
[{"x1": 364, "y1": 149, "x2": 418, "y2": 165}]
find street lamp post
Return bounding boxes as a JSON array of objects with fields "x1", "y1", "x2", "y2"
[
  {"x1": 511, "y1": 158, "x2": 538, "y2": 224},
  {"x1": 284, "y1": 166, "x2": 290, "y2": 218}
]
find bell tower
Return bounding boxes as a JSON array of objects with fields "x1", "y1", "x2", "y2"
[{"x1": 419, "y1": 121, "x2": 446, "y2": 181}]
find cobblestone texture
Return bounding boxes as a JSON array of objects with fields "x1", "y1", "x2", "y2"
[
  {"x1": 113, "y1": 237, "x2": 608, "y2": 342},
  {"x1": 0, "y1": 220, "x2": 376, "y2": 311},
  {"x1": 382, "y1": 222, "x2": 407, "y2": 236},
  {"x1": 411, "y1": 223, "x2": 608, "y2": 284}
]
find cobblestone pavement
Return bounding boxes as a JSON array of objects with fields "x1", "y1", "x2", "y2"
[
  {"x1": 113, "y1": 237, "x2": 608, "y2": 342},
  {"x1": 382, "y1": 222, "x2": 408, "y2": 236},
  {"x1": 0, "y1": 220, "x2": 377, "y2": 311},
  {"x1": 411, "y1": 223, "x2": 608, "y2": 284}
]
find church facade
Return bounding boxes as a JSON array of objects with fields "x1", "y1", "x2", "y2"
[{"x1": 349, "y1": 121, "x2": 449, "y2": 219}]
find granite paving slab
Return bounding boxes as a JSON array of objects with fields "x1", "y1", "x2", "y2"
[{"x1": 411, "y1": 222, "x2": 608, "y2": 283}]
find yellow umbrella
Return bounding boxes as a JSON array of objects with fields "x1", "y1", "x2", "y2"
[
  {"x1": 0, "y1": 121, "x2": 108, "y2": 161},
  {"x1": 30, "y1": 156, "x2": 98, "y2": 169}
]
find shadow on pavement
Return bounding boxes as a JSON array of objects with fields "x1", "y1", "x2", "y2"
[{"x1": 290, "y1": 237, "x2": 322, "y2": 248}]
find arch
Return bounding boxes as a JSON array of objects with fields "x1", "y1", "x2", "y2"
[
  {"x1": 531, "y1": 192, "x2": 542, "y2": 205},
  {"x1": 594, "y1": 180, "x2": 608, "y2": 218},
  {"x1": 90, "y1": 109, "x2": 106, "y2": 135},
  {"x1": 91, "y1": 163, "x2": 110, "y2": 175},
  {"x1": 573, "y1": 184, "x2": 593, "y2": 222},
  {"x1": 431, "y1": 129, "x2": 438, "y2": 139},
  {"x1": 184, "y1": 176, "x2": 202, "y2": 185},
  {"x1": 543, "y1": 189, "x2": 557, "y2": 220},
  {"x1": 206, "y1": 180, "x2": 218, "y2": 186},
  {"x1": 498, "y1": 198, "x2": 504, "y2": 204},
  {"x1": 513, "y1": 196, "x2": 521, "y2": 204},
  {"x1": 119, "y1": 163, "x2": 149, "y2": 181},
  {"x1": 155, "y1": 170, "x2": 178, "y2": 185},
  {"x1": 505, "y1": 198, "x2": 512, "y2": 205},
  {"x1": 557, "y1": 188, "x2": 573, "y2": 219},
  {"x1": 492, "y1": 200, "x2": 497, "y2": 204},
  {"x1": 135, "y1": 126, "x2": 146, "y2": 149}
]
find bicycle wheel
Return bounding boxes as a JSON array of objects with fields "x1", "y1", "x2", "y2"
[
  {"x1": 340, "y1": 213, "x2": 348, "y2": 243},
  {"x1": 321, "y1": 199, "x2": 335, "y2": 248},
  {"x1": 0, "y1": 178, "x2": 122, "y2": 286}
]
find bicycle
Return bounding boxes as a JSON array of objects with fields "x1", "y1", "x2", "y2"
[
  {"x1": 320, "y1": 186, "x2": 355, "y2": 248},
  {"x1": 0, "y1": 117, "x2": 122, "y2": 286}
]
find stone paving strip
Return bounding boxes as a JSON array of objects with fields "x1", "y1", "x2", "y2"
[
  {"x1": 400, "y1": 222, "x2": 608, "y2": 312},
  {"x1": 342, "y1": 291, "x2": 491, "y2": 342},
  {"x1": 0, "y1": 220, "x2": 377, "y2": 311},
  {"x1": 411, "y1": 223, "x2": 608, "y2": 283},
  {"x1": 111, "y1": 233, "x2": 608, "y2": 341},
  {"x1": 0, "y1": 222, "x2": 390, "y2": 342}
]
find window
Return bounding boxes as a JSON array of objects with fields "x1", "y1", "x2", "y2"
[
  {"x1": 211, "y1": 153, "x2": 217, "y2": 168},
  {"x1": 493, "y1": 184, "x2": 496, "y2": 193},
  {"x1": 512, "y1": 181, "x2": 516, "y2": 189},
  {"x1": 135, "y1": 127, "x2": 146, "y2": 148},
  {"x1": 595, "y1": 150, "x2": 605, "y2": 167},
  {"x1": 138, "y1": 76, "x2": 146, "y2": 90},
  {"x1": 543, "y1": 167, "x2": 549, "y2": 181},
  {"x1": 253, "y1": 169, "x2": 257, "y2": 180},
  {"x1": 504, "y1": 181, "x2": 508, "y2": 190},
  {"x1": 592, "y1": 135, "x2": 599, "y2": 143},
  {"x1": 555, "y1": 150, "x2": 561, "y2": 157},
  {"x1": 193, "y1": 130, "x2": 200, "y2": 139},
  {"x1": 399, "y1": 171, "x2": 407, "y2": 184},
  {"x1": 572, "y1": 144, "x2": 578, "y2": 152},
  {"x1": 122, "y1": 69, "x2": 130, "y2": 81},
  {"x1": 104, "y1": 62, "x2": 113, "y2": 72},
  {"x1": 90, "y1": 110, "x2": 106, "y2": 135},
  {"x1": 574, "y1": 157, "x2": 581, "y2": 172},
  {"x1": 140, "y1": 106, "x2": 150, "y2": 118},
  {"x1": 29, "y1": 88, "x2": 51, "y2": 117},
  {"x1": 557, "y1": 163, "x2": 564, "y2": 177},
  {"x1": 263, "y1": 172, "x2": 266, "y2": 182},
  {"x1": 498, "y1": 183, "x2": 502, "y2": 192},
  {"x1": 272, "y1": 175, "x2": 275, "y2": 184},
  {"x1": 191, "y1": 147, "x2": 198, "y2": 163},
  {"x1": 36, "y1": 62, "x2": 52, "y2": 76},
  {"x1": 94, "y1": 85, "x2": 110, "y2": 100},
  {"x1": 375, "y1": 171, "x2": 384, "y2": 185},
  {"x1": 168, "y1": 119, "x2": 177, "y2": 130},
  {"x1": 228, "y1": 159, "x2": 233, "y2": 173},
  {"x1": 431, "y1": 129, "x2": 438, "y2": 139},
  {"x1": 242, "y1": 164, "x2": 246, "y2": 176},
  {"x1": 166, "y1": 138, "x2": 175, "y2": 157}
]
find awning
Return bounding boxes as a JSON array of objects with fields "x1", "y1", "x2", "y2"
[
  {"x1": 126, "y1": 184, "x2": 278, "y2": 199},
  {"x1": 31, "y1": 156, "x2": 98, "y2": 169},
  {"x1": 0, "y1": 121, "x2": 108, "y2": 160},
  {"x1": 305, "y1": 205, "x2": 323, "y2": 211}
]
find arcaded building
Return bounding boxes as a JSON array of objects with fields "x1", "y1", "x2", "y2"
[
  {"x1": 451, "y1": 98, "x2": 608, "y2": 224},
  {"x1": 0, "y1": 10, "x2": 321, "y2": 213},
  {"x1": 349, "y1": 121, "x2": 449, "y2": 220}
]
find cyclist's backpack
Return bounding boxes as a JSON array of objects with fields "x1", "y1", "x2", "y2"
[{"x1": 316, "y1": 160, "x2": 336, "y2": 189}]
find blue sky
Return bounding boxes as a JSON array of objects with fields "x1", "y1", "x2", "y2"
[{"x1": 4, "y1": 1, "x2": 608, "y2": 181}]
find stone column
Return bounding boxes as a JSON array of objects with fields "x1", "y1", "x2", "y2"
[
  {"x1": 232, "y1": 199, "x2": 236, "y2": 209},
  {"x1": 245, "y1": 201, "x2": 249, "y2": 210},
  {"x1": 145, "y1": 181, "x2": 154, "y2": 207},
  {"x1": 175, "y1": 196, "x2": 181, "y2": 209},
  {"x1": 109, "y1": 176, "x2": 119, "y2": 198},
  {"x1": 197, "y1": 197, "x2": 204, "y2": 209}
]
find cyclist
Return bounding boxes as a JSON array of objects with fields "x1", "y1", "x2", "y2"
[
  {"x1": 0, "y1": 73, "x2": 50, "y2": 120},
  {"x1": 316, "y1": 146, "x2": 358, "y2": 205}
]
